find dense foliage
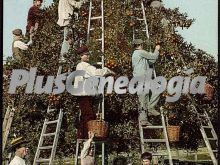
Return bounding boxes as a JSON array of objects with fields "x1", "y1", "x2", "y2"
[{"x1": 3, "y1": 0, "x2": 218, "y2": 162}]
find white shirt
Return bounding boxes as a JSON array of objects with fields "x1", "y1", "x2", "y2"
[
  {"x1": 73, "y1": 61, "x2": 110, "y2": 96},
  {"x1": 80, "y1": 139, "x2": 95, "y2": 165},
  {"x1": 57, "y1": 0, "x2": 85, "y2": 27},
  {"x1": 14, "y1": 40, "x2": 32, "y2": 50},
  {"x1": 9, "y1": 156, "x2": 26, "y2": 165}
]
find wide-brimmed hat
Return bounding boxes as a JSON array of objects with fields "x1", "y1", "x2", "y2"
[
  {"x1": 12, "y1": 29, "x2": 23, "y2": 36},
  {"x1": 76, "y1": 46, "x2": 90, "y2": 55},
  {"x1": 133, "y1": 39, "x2": 144, "y2": 45},
  {"x1": 8, "y1": 137, "x2": 30, "y2": 152}
]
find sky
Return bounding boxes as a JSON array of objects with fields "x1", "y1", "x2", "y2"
[{"x1": 3, "y1": 0, "x2": 218, "y2": 61}]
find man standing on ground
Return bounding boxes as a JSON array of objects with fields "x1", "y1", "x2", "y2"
[
  {"x1": 141, "y1": 152, "x2": 152, "y2": 165},
  {"x1": 9, "y1": 137, "x2": 30, "y2": 165},
  {"x1": 132, "y1": 39, "x2": 161, "y2": 125}
]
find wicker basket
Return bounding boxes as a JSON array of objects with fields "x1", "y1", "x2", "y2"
[
  {"x1": 166, "y1": 125, "x2": 180, "y2": 142},
  {"x1": 204, "y1": 84, "x2": 214, "y2": 100},
  {"x1": 87, "y1": 120, "x2": 108, "y2": 138}
]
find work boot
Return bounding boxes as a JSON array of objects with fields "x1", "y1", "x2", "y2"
[
  {"x1": 138, "y1": 109, "x2": 152, "y2": 126},
  {"x1": 148, "y1": 108, "x2": 160, "y2": 116}
]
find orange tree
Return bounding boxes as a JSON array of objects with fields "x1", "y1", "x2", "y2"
[{"x1": 3, "y1": 0, "x2": 218, "y2": 162}]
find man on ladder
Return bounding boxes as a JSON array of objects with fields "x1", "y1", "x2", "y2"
[
  {"x1": 131, "y1": 39, "x2": 161, "y2": 126},
  {"x1": 74, "y1": 46, "x2": 114, "y2": 139},
  {"x1": 130, "y1": 1, "x2": 173, "y2": 163}
]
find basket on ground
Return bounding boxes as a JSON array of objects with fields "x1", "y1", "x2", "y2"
[
  {"x1": 87, "y1": 120, "x2": 108, "y2": 138},
  {"x1": 166, "y1": 125, "x2": 180, "y2": 142}
]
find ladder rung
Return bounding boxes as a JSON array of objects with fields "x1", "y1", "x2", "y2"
[
  {"x1": 96, "y1": 38, "x2": 102, "y2": 41},
  {"x1": 135, "y1": 29, "x2": 146, "y2": 32},
  {"x1": 142, "y1": 125, "x2": 163, "y2": 129},
  {"x1": 143, "y1": 139, "x2": 166, "y2": 143},
  {"x1": 91, "y1": 16, "x2": 102, "y2": 20},
  {"x1": 90, "y1": 27, "x2": 102, "y2": 31},
  {"x1": 207, "y1": 138, "x2": 217, "y2": 141},
  {"x1": 43, "y1": 132, "x2": 56, "y2": 136},
  {"x1": 202, "y1": 126, "x2": 212, "y2": 129},
  {"x1": 137, "y1": 18, "x2": 144, "y2": 21},
  {"x1": 77, "y1": 139, "x2": 106, "y2": 143},
  {"x1": 36, "y1": 159, "x2": 50, "y2": 163},
  {"x1": 152, "y1": 152, "x2": 168, "y2": 156},
  {"x1": 47, "y1": 108, "x2": 56, "y2": 113},
  {"x1": 134, "y1": 8, "x2": 142, "y2": 10},
  {"x1": 45, "y1": 120, "x2": 58, "y2": 125},
  {"x1": 39, "y1": 146, "x2": 53, "y2": 150},
  {"x1": 78, "y1": 155, "x2": 102, "y2": 159}
]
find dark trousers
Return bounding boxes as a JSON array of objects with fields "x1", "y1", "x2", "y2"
[{"x1": 77, "y1": 96, "x2": 96, "y2": 139}]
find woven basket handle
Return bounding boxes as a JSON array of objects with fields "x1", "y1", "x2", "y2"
[
  {"x1": 96, "y1": 99, "x2": 102, "y2": 121},
  {"x1": 166, "y1": 115, "x2": 169, "y2": 126}
]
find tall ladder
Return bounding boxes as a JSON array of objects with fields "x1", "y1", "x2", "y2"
[
  {"x1": 132, "y1": 0, "x2": 149, "y2": 41},
  {"x1": 190, "y1": 103, "x2": 218, "y2": 165},
  {"x1": 33, "y1": 66, "x2": 64, "y2": 165},
  {"x1": 179, "y1": 54, "x2": 218, "y2": 165},
  {"x1": 132, "y1": 1, "x2": 173, "y2": 164},
  {"x1": 139, "y1": 108, "x2": 173, "y2": 165},
  {"x1": 3, "y1": 104, "x2": 15, "y2": 152},
  {"x1": 75, "y1": 0, "x2": 105, "y2": 164},
  {"x1": 200, "y1": 111, "x2": 218, "y2": 165}
]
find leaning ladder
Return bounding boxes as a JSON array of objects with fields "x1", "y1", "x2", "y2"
[
  {"x1": 3, "y1": 105, "x2": 15, "y2": 152},
  {"x1": 200, "y1": 111, "x2": 218, "y2": 165},
  {"x1": 190, "y1": 103, "x2": 218, "y2": 165},
  {"x1": 33, "y1": 66, "x2": 64, "y2": 165},
  {"x1": 139, "y1": 108, "x2": 173, "y2": 165},
  {"x1": 132, "y1": 0, "x2": 149, "y2": 41},
  {"x1": 133, "y1": 1, "x2": 173, "y2": 164},
  {"x1": 179, "y1": 54, "x2": 218, "y2": 165},
  {"x1": 76, "y1": 0, "x2": 105, "y2": 164}
]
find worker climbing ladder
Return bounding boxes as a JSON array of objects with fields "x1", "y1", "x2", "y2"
[
  {"x1": 75, "y1": 0, "x2": 105, "y2": 164},
  {"x1": 3, "y1": 104, "x2": 15, "y2": 152},
  {"x1": 33, "y1": 66, "x2": 65, "y2": 165},
  {"x1": 132, "y1": 1, "x2": 173, "y2": 164}
]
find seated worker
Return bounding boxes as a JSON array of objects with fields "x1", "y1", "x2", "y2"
[{"x1": 12, "y1": 29, "x2": 33, "y2": 62}]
